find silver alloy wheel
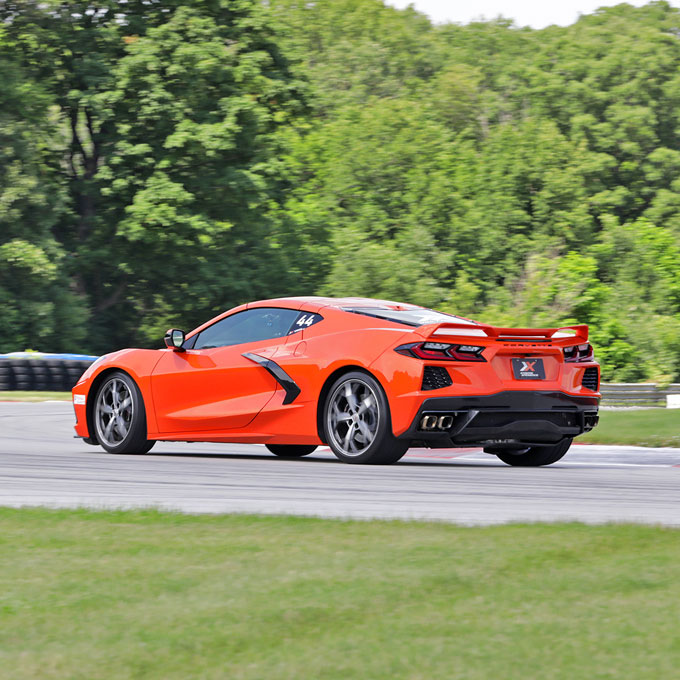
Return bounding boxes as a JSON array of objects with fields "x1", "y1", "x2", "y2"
[
  {"x1": 327, "y1": 378, "x2": 380, "y2": 457},
  {"x1": 95, "y1": 377, "x2": 134, "y2": 447}
]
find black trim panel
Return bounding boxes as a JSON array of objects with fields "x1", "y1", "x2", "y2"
[
  {"x1": 242, "y1": 352, "x2": 301, "y2": 405},
  {"x1": 417, "y1": 390, "x2": 599, "y2": 411},
  {"x1": 399, "y1": 390, "x2": 600, "y2": 448}
]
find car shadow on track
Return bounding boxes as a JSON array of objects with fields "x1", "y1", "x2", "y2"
[
  {"x1": 145, "y1": 451, "x2": 338, "y2": 463},
  {"x1": 138, "y1": 450, "x2": 500, "y2": 467}
]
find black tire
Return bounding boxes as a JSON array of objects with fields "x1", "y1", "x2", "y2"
[
  {"x1": 493, "y1": 438, "x2": 572, "y2": 467},
  {"x1": 93, "y1": 371, "x2": 155, "y2": 455},
  {"x1": 0, "y1": 361, "x2": 15, "y2": 390},
  {"x1": 323, "y1": 371, "x2": 408, "y2": 465},
  {"x1": 11, "y1": 361, "x2": 31, "y2": 380},
  {"x1": 265, "y1": 444, "x2": 317, "y2": 457},
  {"x1": 66, "y1": 361, "x2": 90, "y2": 386}
]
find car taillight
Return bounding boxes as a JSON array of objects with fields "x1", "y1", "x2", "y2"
[
  {"x1": 563, "y1": 343, "x2": 594, "y2": 362},
  {"x1": 395, "y1": 342, "x2": 486, "y2": 362}
]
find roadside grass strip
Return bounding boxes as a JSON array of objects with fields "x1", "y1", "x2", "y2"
[
  {"x1": 579, "y1": 408, "x2": 680, "y2": 447},
  {"x1": 1, "y1": 508, "x2": 679, "y2": 680},
  {"x1": 0, "y1": 391, "x2": 71, "y2": 402}
]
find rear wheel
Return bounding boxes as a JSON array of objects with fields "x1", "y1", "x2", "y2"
[
  {"x1": 493, "y1": 438, "x2": 572, "y2": 467},
  {"x1": 323, "y1": 371, "x2": 408, "y2": 465},
  {"x1": 266, "y1": 444, "x2": 317, "y2": 458},
  {"x1": 93, "y1": 371, "x2": 155, "y2": 455}
]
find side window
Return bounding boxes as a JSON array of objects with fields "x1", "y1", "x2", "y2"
[{"x1": 193, "y1": 308, "x2": 300, "y2": 350}]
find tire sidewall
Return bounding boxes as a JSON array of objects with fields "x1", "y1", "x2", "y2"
[{"x1": 94, "y1": 371, "x2": 147, "y2": 454}]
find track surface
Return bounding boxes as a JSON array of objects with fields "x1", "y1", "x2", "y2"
[{"x1": 1, "y1": 402, "x2": 679, "y2": 525}]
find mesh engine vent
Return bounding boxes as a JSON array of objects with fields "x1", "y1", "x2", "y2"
[
  {"x1": 582, "y1": 367, "x2": 599, "y2": 391},
  {"x1": 422, "y1": 366, "x2": 453, "y2": 391}
]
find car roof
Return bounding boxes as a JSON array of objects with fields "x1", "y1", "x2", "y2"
[
  {"x1": 251, "y1": 296, "x2": 423, "y2": 311},
  {"x1": 187, "y1": 297, "x2": 423, "y2": 339}
]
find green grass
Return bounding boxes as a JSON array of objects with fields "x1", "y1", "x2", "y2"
[
  {"x1": 579, "y1": 408, "x2": 680, "y2": 447},
  {"x1": 0, "y1": 391, "x2": 71, "y2": 401},
  {"x1": 1, "y1": 508, "x2": 679, "y2": 679}
]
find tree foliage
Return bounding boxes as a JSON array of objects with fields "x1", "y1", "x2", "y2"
[
  {"x1": 1, "y1": 0, "x2": 304, "y2": 350},
  {"x1": 1, "y1": 0, "x2": 680, "y2": 379},
  {"x1": 0, "y1": 30, "x2": 87, "y2": 351}
]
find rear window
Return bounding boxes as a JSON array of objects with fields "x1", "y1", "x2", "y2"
[{"x1": 341, "y1": 307, "x2": 477, "y2": 327}]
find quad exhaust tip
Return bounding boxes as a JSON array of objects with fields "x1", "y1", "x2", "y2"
[
  {"x1": 420, "y1": 414, "x2": 455, "y2": 431},
  {"x1": 421, "y1": 415, "x2": 439, "y2": 430},
  {"x1": 438, "y1": 415, "x2": 454, "y2": 430}
]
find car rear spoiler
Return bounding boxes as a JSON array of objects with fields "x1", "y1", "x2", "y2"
[{"x1": 417, "y1": 322, "x2": 589, "y2": 347}]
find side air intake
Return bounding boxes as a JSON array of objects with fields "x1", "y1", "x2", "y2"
[
  {"x1": 422, "y1": 366, "x2": 453, "y2": 391},
  {"x1": 582, "y1": 367, "x2": 599, "y2": 391}
]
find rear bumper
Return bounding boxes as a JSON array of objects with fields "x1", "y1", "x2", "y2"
[{"x1": 398, "y1": 390, "x2": 600, "y2": 448}]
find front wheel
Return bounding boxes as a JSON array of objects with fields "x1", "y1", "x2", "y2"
[
  {"x1": 93, "y1": 371, "x2": 155, "y2": 455},
  {"x1": 323, "y1": 371, "x2": 408, "y2": 465},
  {"x1": 493, "y1": 438, "x2": 572, "y2": 467},
  {"x1": 265, "y1": 444, "x2": 317, "y2": 458}
]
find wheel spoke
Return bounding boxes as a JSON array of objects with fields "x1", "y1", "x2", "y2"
[
  {"x1": 357, "y1": 394, "x2": 375, "y2": 416},
  {"x1": 356, "y1": 418, "x2": 374, "y2": 443},
  {"x1": 114, "y1": 416, "x2": 127, "y2": 439},
  {"x1": 332, "y1": 404, "x2": 352, "y2": 423},
  {"x1": 119, "y1": 396, "x2": 132, "y2": 411},
  {"x1": 104, "y1": 417, "x2": 115, "y2": 439},
  {"x1": 344, "y1": 383, "x2": 359, "y2": 413},
  {"x1": 99, "y1": 404, "x2": 113, "y2": 415},
  {"x1": 110, "y1": 380, "x2": 120, "y2": 407},
  {"x1": 343, "y1": 422, "x2": 356, "y2": 452}
]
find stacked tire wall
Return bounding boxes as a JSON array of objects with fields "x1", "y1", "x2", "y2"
[{"x1": 0, "y1": 357, "x2": 97, "y2": 392}]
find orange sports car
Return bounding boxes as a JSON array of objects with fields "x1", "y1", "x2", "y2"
[{"x1": 72, "y1": 297, "x2": 600, "y2": 466}]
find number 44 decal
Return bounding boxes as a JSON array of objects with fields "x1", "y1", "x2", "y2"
[
  {"x1": 296, "y1": 314, "x2": 317, "y2": 327},
  {"x1": 289, "y1": 313, "x2": 322, "y2": 334}
]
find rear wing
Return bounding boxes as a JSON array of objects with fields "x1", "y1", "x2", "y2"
[{"x1": 417, "y1": 322, "x2": 589, "y2": 347}]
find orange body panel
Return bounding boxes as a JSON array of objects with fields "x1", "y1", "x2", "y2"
[
  {"x1": 73, "y1": 348, "x2": 163, "y2": 438},
  {"x1": 73, "y1": 297, "x2": 601, "y2": 445}
]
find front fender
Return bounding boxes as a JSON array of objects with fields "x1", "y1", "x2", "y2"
[{"x1": 72, "y1": 348, "x2": 166, "y2": 438}]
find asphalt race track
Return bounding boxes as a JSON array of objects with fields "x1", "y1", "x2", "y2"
[{"x1": 1, "y1": 402, "x2": 679, "y2": 525}]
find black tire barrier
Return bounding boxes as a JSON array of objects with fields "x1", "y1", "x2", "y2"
[
  {"x1": 0, "y1": 362, "x2": 12, "y2": 391},
  {"x1": 46, "y1": 359, "x2": 70, "y2": 391},
  {"x1": 0, "y1": 358, "x2": 96, "y2": 392}
]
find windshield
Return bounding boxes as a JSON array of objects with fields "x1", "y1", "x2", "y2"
[{"x1": 341, "y1": 307, "x2": 477, "y2": 327}]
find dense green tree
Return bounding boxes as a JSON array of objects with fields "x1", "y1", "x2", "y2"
[
  {"x1": 2, "y1": 0, "x2": 680, "y2": 381},
  {"x1": 0, "y1": 34, "x2": 87, "y2": 351},
  {"x1": 98, "y1": 2, "x2": 305, "y2": 345},
  {"x1": 273, "y1": 98, "x2": 457, "y2": 304},
  {"x1": 269, "y1": 1, "x2": 680, "y2": 380},
  {"x1": 1, "y1": 0, "x2": 304, "y2": 350},
  {"x1": 268, "y1": 0, "x2": 445, "y2": 112}
]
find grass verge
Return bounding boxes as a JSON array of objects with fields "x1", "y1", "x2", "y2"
[
  {"x1": 1, "y1": 508, "x2": 679, "y2": 679},
  {"x1": 579, "y1": 408, "x2": 680, "y2": 447},
  {"x1": 0, "y1": 391, "x2": 71, "y2": 401}
]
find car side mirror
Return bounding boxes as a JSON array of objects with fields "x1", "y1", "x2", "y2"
[{"x1": 164, "y1": 328, "x2": 186, "y2": 352}]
